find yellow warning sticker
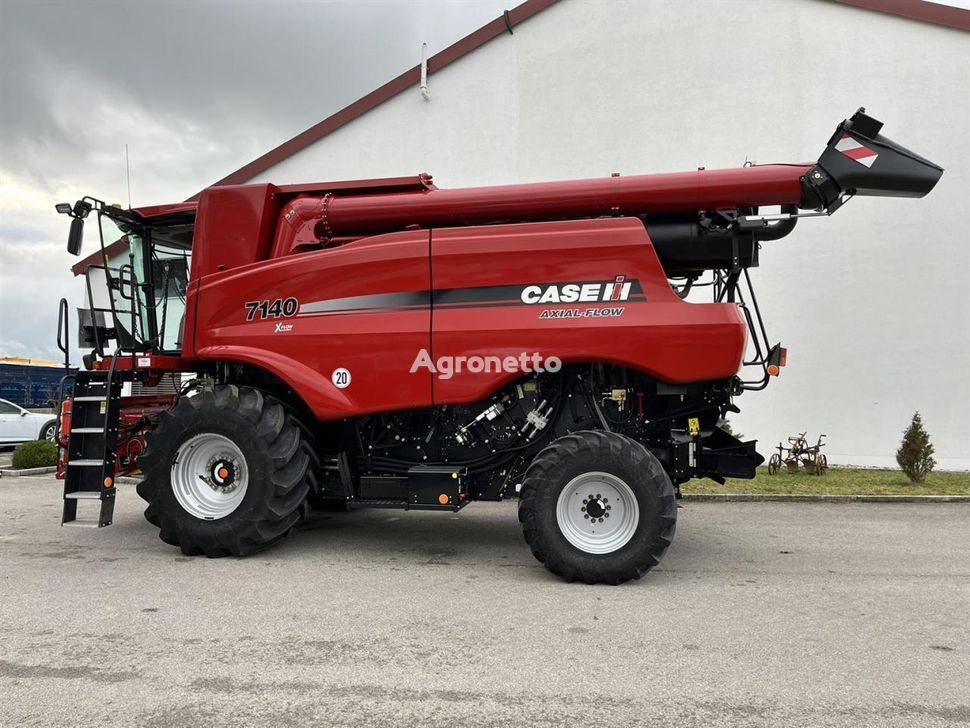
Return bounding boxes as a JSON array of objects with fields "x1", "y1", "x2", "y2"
[
  {"x1": 688, "y1": 417, "x2": 700, "y2": 436},
  {"x1": 99, "y1": 401, "x2": 106, "y2": 415}
]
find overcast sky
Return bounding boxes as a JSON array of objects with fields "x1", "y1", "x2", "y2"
[{"x1": 0, "y1": 0, "x2": 508, "y2": 362}]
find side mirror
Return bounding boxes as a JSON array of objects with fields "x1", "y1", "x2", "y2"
[
  {"x1": 20, "y1": 411, "x2": 28, "y2": 417},
  {"x1": 67, "y1": 216, "x2": 84, "y2": 256}
]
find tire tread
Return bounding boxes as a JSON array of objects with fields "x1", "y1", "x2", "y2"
[
  {"x1": 518, "y1": 430, "x2": 676, "y2": 584},
  {"x1": 136, "y1": 386, "x2": 310, "y2": 557}
]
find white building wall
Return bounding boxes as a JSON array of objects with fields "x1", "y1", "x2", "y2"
[{"x1": 248, "y1": 0, "x2": 970, "y2": 469}]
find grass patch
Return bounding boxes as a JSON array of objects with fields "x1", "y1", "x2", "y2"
[{"x1": 682, "y1": 467, "x2": 970, "y2": 496}]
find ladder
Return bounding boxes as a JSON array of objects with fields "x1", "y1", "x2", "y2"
[{"x1": 61, "y1": 368, "x2": 123, "y2": 528}]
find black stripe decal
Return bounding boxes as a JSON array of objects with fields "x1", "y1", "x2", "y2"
[
  {"x1": 434, "y1": 279, "x2": 644, "y2": 305},
  {"x1": 299, "y1": 291, "x2": 430, "y2": 316},
  {"x1": 297, "y1": 279, "x2": 646, "y2": 316}
]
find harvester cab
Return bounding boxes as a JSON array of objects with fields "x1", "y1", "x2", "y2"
[
  {"x1": 52, "y1": 109, "x2": 941, "y2": 583},
  {"x1": 57, "y1": 200, "x2": 193, "y2": 361}
]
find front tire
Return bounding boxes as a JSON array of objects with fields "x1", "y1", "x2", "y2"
[
  {"x1": 136, "y1": 386, "x2": 311, "y2": 557},
  {"x1": 518, "y1": 430, "x2": 676, "y2": 585}
]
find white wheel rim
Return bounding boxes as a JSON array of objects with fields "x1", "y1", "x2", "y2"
[
  {"x1": 170, "y1": 433, "x2": 248, "y2": 520},
  {"x1": 556, "y1": 471, "x2": 639, "y2": 554}
]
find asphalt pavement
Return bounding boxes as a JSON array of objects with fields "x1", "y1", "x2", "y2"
[{"x1": 1, "y1": 475, "x2": 968, "y2": 727}]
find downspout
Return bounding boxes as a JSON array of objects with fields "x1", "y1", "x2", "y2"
[{"x1": 420, "y1": 42, "x2": 430, "y2": 101}]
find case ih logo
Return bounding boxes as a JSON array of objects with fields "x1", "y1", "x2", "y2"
[
  {"x1": 521, "y1": 276, "x2": 636, "y2": 305},
  {"x1": 835, "y1": 134, "x2": 879, "y2": 168}
]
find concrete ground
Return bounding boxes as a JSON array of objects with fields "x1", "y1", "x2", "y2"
[{"x1": 0, "y1": 476, "x2": 967, "y2": 728}]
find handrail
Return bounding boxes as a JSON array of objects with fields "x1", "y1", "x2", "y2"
[
  {"x1": 84, "y1": 267, "x2": 105, "y2": 358},
  {"x1": 96, "y1": 213, "x2": 126, "y2": 353},
  {"x1": 54, "y1": 299, "x2": 78, "y2": 443},
  {"x1": 56, "y1": 298, "x2": 70, "y2": 369}
]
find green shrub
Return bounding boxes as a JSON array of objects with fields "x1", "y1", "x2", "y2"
[
  {"x1": 11, "y1": 440, "x2": 58, "y2": 469},
  {"x1": 896, "y1": 411, "x2": 936, "y2": 483}
]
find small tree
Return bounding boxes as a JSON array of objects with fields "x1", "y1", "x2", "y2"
[{"x1": 896, "y1": 411, "x2": 936, "y2": 483}]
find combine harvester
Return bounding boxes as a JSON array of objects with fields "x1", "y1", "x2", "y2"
[{"x1": 53, "y1": 109, "x2": 941, "y2": 583}]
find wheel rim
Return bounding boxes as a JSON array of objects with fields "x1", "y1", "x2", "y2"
[
  {"x1": 170, "y1": 433, "x2": 248, "y2": 520},
  {"x1": 45, "y1": 425, "x2": 56, "y2": 442},
  {"x1": 556, "y1": 471, "x2": 639, "y2": 555}
]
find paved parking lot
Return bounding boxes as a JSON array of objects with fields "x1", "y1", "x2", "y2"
[{"x1": 1, "y1": 475, "x2": 967, "y2": 727}]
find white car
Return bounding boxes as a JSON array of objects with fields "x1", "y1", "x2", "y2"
[{"x1": 0, "y1": 399, "x2": 57, "y2": 444}]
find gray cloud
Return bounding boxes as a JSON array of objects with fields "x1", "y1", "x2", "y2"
[{"x1": 0, "y1": 0, "x2": 509, "y2": 360}]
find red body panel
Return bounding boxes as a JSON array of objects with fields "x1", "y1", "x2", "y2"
[
  {"x1": 430, "y1": 218, "x2": 745, "y2": 403},
  {"x1": 193, "y1": 184, "x2": 281, "y2": 278},
  {"x1": 192, "y1": 230, "x2": 432, "y2": 419},
  {"x1": 183, "y1": 217, "x2": 744, "y2": 420}
]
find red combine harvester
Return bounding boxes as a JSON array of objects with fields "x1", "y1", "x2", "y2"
[{"x1": 54, "y1": 109, "x2": 941, "y2": 583}]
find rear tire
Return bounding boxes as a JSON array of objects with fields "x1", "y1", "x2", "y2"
[
  {"x1": 518, "y1": 430, "x2": 676, "y2": 585},
  {"x1": 136, "y1": 385, "x2": 310, "y2": 557}
]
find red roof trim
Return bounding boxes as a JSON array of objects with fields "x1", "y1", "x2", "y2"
[
  {"x1": 832, "y1": 0, "x2": 970, "y2": 31},
  {"x1": 198, "y1": 0, "x2": 559, "y2": 197}
]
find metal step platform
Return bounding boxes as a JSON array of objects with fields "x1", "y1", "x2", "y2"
[{"x1": 61, "y1": 369, "x2": 123, "y2": 528}]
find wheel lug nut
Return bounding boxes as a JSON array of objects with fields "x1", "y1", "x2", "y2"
[
  {"x1": 605, "y1": 513, "x2": 610, "y2": 518},
  {"x1": 598, "y1": 518, "x2": 604, "y2": 523},
  {"x1": 584, "y1": 514, "x2": 589, "y2": 519},
  {"x1": 606, "y1": 505, "x2": 611, "y2": 511},
  {"x1": 596, "y1": 494, "x2": 601, "y2": 499},
  {"x1": 580, "y1": 507, "x2": 586, "y2": 512},
  {"x1": 582, "y1": 499, "x2": 588, "y2": 504}
]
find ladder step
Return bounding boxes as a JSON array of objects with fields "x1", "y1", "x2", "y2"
[
  {"x1": 62, "y1": 520, "x2": 101, "y2": 529},
  {"x1": 73, "y1": 396, "x2": 107, "y2": 402},
  {"x1": 70, "y1": 427, "x2": 105, "y2": 434},
  {"x1": 68, "y1": 459, "x2": 105, "y2": 467},
  {"x1": 65, "y1": 491, "x2": 102, "y2": 500}
]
